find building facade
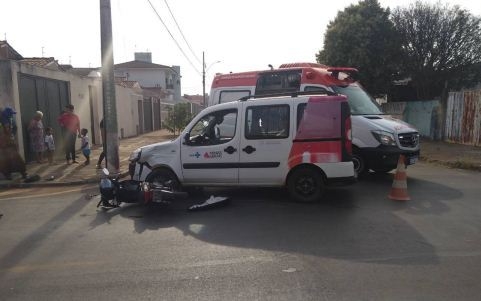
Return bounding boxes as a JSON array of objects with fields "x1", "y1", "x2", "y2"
[
  {"x1": 114, "y1": 52, "x2": 181, "y2": 102},
  {"x1": 0, "y1": 41, "x2": 142, "y2": 162}
]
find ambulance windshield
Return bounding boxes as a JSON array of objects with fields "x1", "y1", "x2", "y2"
[{"x1": 332, "y1": 85, "x2": 383, "y2": 115}]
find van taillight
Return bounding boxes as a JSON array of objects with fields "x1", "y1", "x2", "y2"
[
  {"x1": 340, "y1": 101, "x2": 352, "y2": 161},
  {"x1": 344, "y1": 117, "x2": 352, "y2": 155}
]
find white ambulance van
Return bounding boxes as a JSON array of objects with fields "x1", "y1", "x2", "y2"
[
  {"x1": 129, "y1": 92, "x2": 355, "y2": 202},
  {"x1": 209, "y1": 63, "x2": 420, "y2": 175}
]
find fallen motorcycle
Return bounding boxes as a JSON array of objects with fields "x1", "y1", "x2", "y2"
[{"x1": 97, "y1": 168, "x2": 187, "y2": 209}]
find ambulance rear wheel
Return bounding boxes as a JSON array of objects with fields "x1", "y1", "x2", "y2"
[{"x1": 287, "y1": 167, "x2": 324, "y2": 203}]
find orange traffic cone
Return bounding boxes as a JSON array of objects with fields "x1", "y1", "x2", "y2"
[{"x1": 388, "y1": 154, "x2": 410, "y2": 201}]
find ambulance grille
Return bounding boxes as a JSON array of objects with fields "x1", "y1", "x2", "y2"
[{"x1": 398, "y1": 132, "x2": 419, "y2": 148}]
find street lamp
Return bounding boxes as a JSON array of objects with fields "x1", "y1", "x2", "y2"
[{"x1": 202, "y1": 51, "x2": 221, "y2": 107}]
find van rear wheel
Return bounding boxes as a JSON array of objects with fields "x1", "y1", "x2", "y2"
[{"x1": 287, "y1": 167, "x2": 324, "y2": 203}]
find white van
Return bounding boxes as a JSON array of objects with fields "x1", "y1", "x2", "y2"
[
  {"x1": 129, "y1": 92, "x2": 355, "y2": 202},
  {"x1": 209, "y1": 63, "x2": 420, "y2": 175}
]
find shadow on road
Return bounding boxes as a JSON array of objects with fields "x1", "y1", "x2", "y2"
[
  {"x1": 0, "y1": 194, "x2": 91, "y2": 278},
  {"x1": 87, "y1": 172, "x2": 463, "y2": 266}
]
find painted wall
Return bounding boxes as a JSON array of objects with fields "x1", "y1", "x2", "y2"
[
  {"x1": 382, "y1": 100, "x2": 441, "y2": 139},
  {"x1": 382, "y1": 88, "x2": 481, "y2": 146},
  {"x1": 404, "y1": 100, "x2": 441, "y2": 140},
  {"x1": 115, "y1": 86, "x2": 141, "y2": 139},
  {"x1": 0, "y1": 62, "x2": 14, "y2": 109}
]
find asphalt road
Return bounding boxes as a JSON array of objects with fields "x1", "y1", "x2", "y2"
[{"x1": 0, "y1": 162, "x2": 480, "y2": 301}]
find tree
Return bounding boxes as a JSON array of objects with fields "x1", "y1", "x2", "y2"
[
  {"x1": 392, "y1": 1, "x2": 481, "y2": 99},
  {"x1": 163, "y1": 102, "x2": 192, "y2": 135},
  {"x1": 317, "y1": 0, "x2": 400, "y2": 97}
]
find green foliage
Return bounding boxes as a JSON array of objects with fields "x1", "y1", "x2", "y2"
[
  {"x1": 317, "y1": 0, "x2": 400, "y2": 97},
  {"x1": 392, "y1": 1, "x2": 481, "y2": 99},
  {"x1": 162, "y1": 103, "x2": 193, "y2": 135}
]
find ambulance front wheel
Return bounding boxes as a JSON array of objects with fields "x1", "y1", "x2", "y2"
[
  {"x1": 352, "y1": 151, "x2": 367, "y2": 176},
  {"x1": 287, "y1": 166, "x2": 325, "y2": 203}
]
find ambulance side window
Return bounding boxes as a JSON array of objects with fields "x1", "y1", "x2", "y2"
[
  {"x1": 304, "y1": 86, "x2": 331, "y2": 94},
  {"x1": 219, "y1": 90, "x2": 251, "y2": 104},
  {"x1": 256, "y1": 71, "x2": 301, "y2": 95},
  {"x1": 245, "y1": 105, "x2": 289, "y2": 139},
  {"x1": 187, "y1": 109, "x2": 237, "y2": 146}
]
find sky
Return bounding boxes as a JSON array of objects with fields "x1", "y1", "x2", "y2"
[{"x1": 1, "y1": 0, "x2": 480, "y2": 96}]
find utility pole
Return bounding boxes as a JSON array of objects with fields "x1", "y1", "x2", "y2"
[
  {"x1": 202, "y1": 54, "x2": 220, "y2": 108},
  {"x1": 100, "y1": 0, "x2": 119, "y2": 173},
  {"x1": 202, "y1": 51, "x2": 206, "y2": 107}
]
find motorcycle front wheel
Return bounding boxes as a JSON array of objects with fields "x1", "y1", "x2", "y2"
[{"x1": 98, "y1": 197, "x2": 119, "y2": 209}]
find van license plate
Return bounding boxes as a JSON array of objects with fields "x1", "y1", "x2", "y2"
[{"x1": 409, "y1": 156, "x2": 418, "y2": 165}]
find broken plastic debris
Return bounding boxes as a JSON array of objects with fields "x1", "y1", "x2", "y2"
[{"x1": 188, "y1": 195, "x2": 229, "y2": 211}]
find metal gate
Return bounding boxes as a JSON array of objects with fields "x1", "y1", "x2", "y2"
[
  {"x1": 137, "y1": 99, "x2": 144, "y2": 134},
  {"x1": 18, "y1": 73, "x2": 70, "y2": 162},
  {"x1": 153, "y1": 97, "x2": 161, "y2": 130},
  {"x1": 143, "y1": 98, "x2": 153, "y2": 132},
  {"x1": 446, "y1": 90, "x2": 481, "y2": 146}
]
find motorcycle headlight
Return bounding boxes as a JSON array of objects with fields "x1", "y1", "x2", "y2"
[
  {"x1": 129, "y1": 148, "x2": 142, "y2": 162},
  {"x1": 372, "y1": 130, "x2": 396, "y2": 146}
]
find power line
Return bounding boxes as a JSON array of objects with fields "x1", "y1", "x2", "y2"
[
  {"x1": 162, "y1": 0, "x2": 201, "y2": 65},
  {"x1": 146, "y1": 0, "x2": 201, "y2": 76}
]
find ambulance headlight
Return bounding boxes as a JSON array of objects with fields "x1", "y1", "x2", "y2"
[
  {"x1": 372, "y1": 130, "x2": 396, "y2": 146},
  {"x1": 129, "y1": 148, "x2": 142, "y2": 162}
]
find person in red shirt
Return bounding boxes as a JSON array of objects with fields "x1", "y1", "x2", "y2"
[{"x1": 57, "y1": 104, "x2": 80, "y2": 164}]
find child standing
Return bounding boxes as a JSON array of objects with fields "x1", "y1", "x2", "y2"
[
  {"x1": 44, "y1": 127, "x2": 55, "y2": 164},
  {"x1": 80, "y1": 128, "x2": 90, "y2": 165}
]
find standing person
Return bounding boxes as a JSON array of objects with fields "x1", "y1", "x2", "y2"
[
  {"x1": 27, "y1": 111, "x2": 46, "y2": 163},
  {"x1": 96, "y1": 118, "x2": 106, "y2": 169},
  {"x1": 0, "y1": 107, "x2": 17, "y2": 136},
  {"x1": 44, "y1": 127, "x2": 55, "y2": 164},
  {"x1": 0, "y1": 107, "x2": 27, "y2": 180},
  {"x1": 57, "y1": 104, "x2": 80, "y2": 164},
  {"x1": 80, "y1": 128, "x2": 90, "y2": 165}
]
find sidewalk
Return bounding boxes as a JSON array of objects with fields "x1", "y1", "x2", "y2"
[
  {"x1": 0, "y1": 129, "x2": 176, "y2": 188},
  {"x1": 1, "y1": 132, "x2": 480, "y2": 188},
  {"x1": 419, "y1": 137, "x2": 481, "y2": 171}
]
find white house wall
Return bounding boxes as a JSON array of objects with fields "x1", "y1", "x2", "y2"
[
  {"x1": 0, "y1": 61, "x2": 99, "y2": 159},
  {"x1": 1, "y1": 60, "x2": 142, "y2": 160},
  {"x1": 94, "y1": 82, "x2": 140, "y2": 140},
  {"x1": 115, "y1": 85, "x2": 141, "y2": 139}
]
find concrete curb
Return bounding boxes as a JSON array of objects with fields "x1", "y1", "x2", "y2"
[{"x1": 0, "y1": 171, "x2": 130, "y2": 189}]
